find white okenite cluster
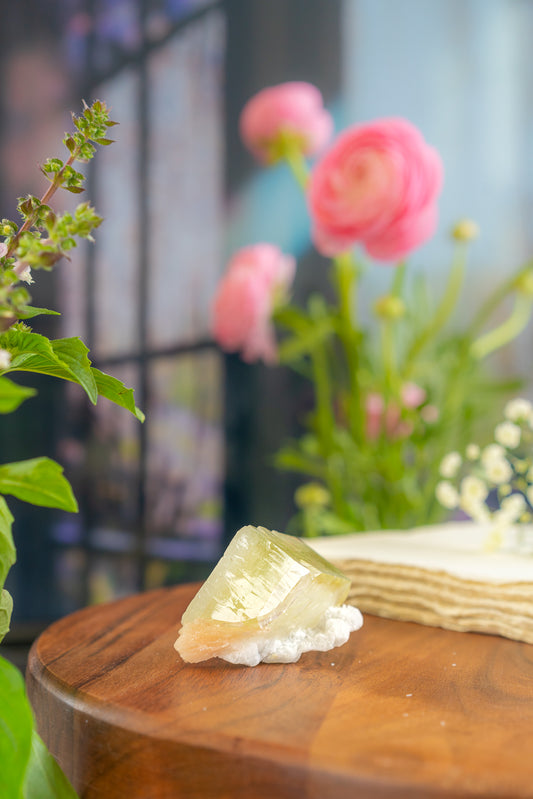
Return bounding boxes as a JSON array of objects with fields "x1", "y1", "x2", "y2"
[{"x1": 219, "y1": 605, "x2": 364, "y2": 667}]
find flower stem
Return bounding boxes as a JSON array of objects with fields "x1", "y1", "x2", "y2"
[
  {"x1": 467, "y1": 259, "x2": 533, "y2": 337},
  {"x1": 283, "y1": 146, "x2": 309, "y2": 190},
  {"x1": 5, "y1": 151, "x2": 79, "y2": 262},
  {"x1": 310, "y1": 341, "x2": 335, "y2": 452},
  {"x1": 392, "y1": 261, "x2": 406, "y2": 295},
  {"x1": 309, "y1": 343, "x2": 349, "y2": 516},
  {"x1": 333, "y1": 251, "x2": 362, "y2": 439},
  {"x1": 403, "y1": 241, "x2": 467, "y2": 378},
  {"x1": 382, "y1": 261, "x2": 406, "y2": 396},
  {"x1": 470, "y1": 293, "x2": 533, "y2": 359},
  {"x1": 381, "y1": 319, "x2": 396, "y2": 396}
]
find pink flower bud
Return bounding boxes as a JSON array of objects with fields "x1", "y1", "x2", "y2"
[
  {"x1": 401, "y1": 382, "x2": 427, "y2": 409},
  {"x1": 365, "y1": 392, "x2": 385, "y2": 440},
  {"x1": 239, "y1": 82, "x2": 333, "y2": 164},
  {"x1": 365, "y1": 391, "x2": 419, "y2": 441},
  {"x1": 308, "y1": 118, "x2": 443, "y2": 261},
  {"x1": 212, "y1": 244, "x2": 295, "y2": 364}
]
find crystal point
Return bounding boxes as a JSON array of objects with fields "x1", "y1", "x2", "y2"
[{"x1": 174, "y1": 525, "x2": 359, "y2": 665}]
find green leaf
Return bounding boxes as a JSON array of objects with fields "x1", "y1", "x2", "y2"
[
  {"x1": 310, "y1": 510, "x2": 357, "y2": 537},
  {"x1": 22, "y1": 731, "x2": 77, "y2": 799},
  {"x1": 0, "y1": 658, "x2": 77, "y2": 799},
  {"x1": 273, "y1": 306, "x2": 311, "y2": 334},
  {"x1": 17, "y1": 307, "x2": 61, "y2": 320},
  {"x1": 0, "y1": 376, "x2": 36, "y2": 414},
  {"x1": 278, "y1": 317, "x2": 334, "y2": 363},
  {"x1": 0, "y1": 655, "x2": 34, "y2": 799},
  {"x1": 274, "y1": 446, "x2": 325, "y2": 479},
  {"x1": 0, "y1": 495, "x2": 15, "y2": 586},
  {"x1": 51, "y1": 338, "x2": 97, "y2": 405},
  {"x1": 92, "y1": 368, "x2": 145, "y2": 422},
  {"x1": 0, "y1": 588, "x2": 13, "y2": 642},
  {"x1": 1, "y1": 330, "x2": 74, "y2": 380},
  {"x1": 0, "y1": 331, "x2": 97, "y2": 404},
  {"x1": 0, "y1": 458, "x2": 78, "y2": 512}
]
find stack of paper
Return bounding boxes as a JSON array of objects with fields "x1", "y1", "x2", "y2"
[{"x1": 309, "y1": 522, "x2": 533, "y2": 644}]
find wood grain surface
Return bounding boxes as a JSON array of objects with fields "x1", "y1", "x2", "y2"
[{"x1": 26, "y1": 583, "x2": 533, "y2": 799}]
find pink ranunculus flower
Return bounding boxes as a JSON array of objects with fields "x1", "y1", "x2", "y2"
[
  {"x1": 239, "y1": 82, "x2": 333, "y2": 164},
  {"x1": 212, "y1": 244, "x2": 295, "y2": 364},
  {"x1": 308, "y1": 118, "x2": 443, "y2": 262}
]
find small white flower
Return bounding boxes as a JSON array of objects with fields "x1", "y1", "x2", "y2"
[
  {"x1": 460, "y1": 496, "x2": 490, "y2": 523},
  {"x1": 460, "y1": 475, "x2": 488, "y2": 502},
  {"x1": 436, "y1": 480, "x2": 459, "y2": 509},
  {"x1": 494, "y1": 421, "x2": 521, "y2": 449},
  {"x1": 0, "y1": 349, "x2": 11, "y2": 370},
  {"x1": 484, "y1": 458, "x2": 513, "y2": 485},
  {"x1": 504, "y1": 397, "x2": 533, "y2": 423},
  {"x1": 466, "y1": 443, "x2": 480, "y2": 461},
  {"x1": 439, "y1": 451, "x2": 462, "y2": 479},
  {"x1": 500, "y1": 493, "x2": 526, "y2": 519},
  {"x1": 17, "y1": 265, "x2": 34, "y2": 284},
  {"x1": 481, "y1": 443, "x2": 506, "y2": 466}
]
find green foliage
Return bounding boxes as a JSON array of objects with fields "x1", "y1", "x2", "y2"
[
  {"x1": 0, "y1": 657, "x2": 77, "y2": 799},
  {"x1": 93, "y1": 368, "x2": 145, "y2": 422},
  {"x1": 0, "y1": 495, "x2": 15, "y2": 589},
  {"x1": 0, "y1": 458, "x2": 78, "y2": 511},
  {"x1": 0, "y1": 655, "x2": 34, "y2": 798},
  {"x1": 0, "y1": 588, "x2": 13, "y2": 642},
  {"x1": 273, "y1": 242, "x2": 533, "y2": 533},
  {"x1": 0, "y1": 376, "x2": 36, "y2": 413},
  {"x1": 0, "y1": 99, "x2": 142, "y2": 798},
  {"x1": 0, "y1": 330, "x2": 143, "y2": 414},
  {"x1": 23, "y1": 731, "x2": 77, "y2": 799},
  {"x1": 0, "y1": 100, "x2": 116, "y2": 321}
]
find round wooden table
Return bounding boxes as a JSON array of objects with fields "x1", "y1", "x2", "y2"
[{"x1": 27, "y1": 583, "x2": 533, "y2": 798}]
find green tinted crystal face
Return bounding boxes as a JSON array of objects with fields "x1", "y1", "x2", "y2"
[{"x1": 181, "y1": 525, "x2": 351, "y2": 631}]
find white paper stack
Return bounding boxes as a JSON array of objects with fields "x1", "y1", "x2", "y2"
[{"x1": 308, "y1": 522, "x2": 533, "y2": 644}]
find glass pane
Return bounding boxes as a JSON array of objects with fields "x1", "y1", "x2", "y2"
[
  {"x1": 92, "y1": 69, "x2": 140, "y2": 357},
  {"x1": 53, "y1": 548, "x2": 87, "y2": 616},
  {"x1": 58, "y1": 241, "x2": 88, "y2": 342},
  {"x1": 92, "y1": 0, "x2": 142, "y2": 76},
  {"x1": 83, "y1": 364, "x2": 142, "y2": 536},
  {"x1": 145, "y1": 351, "x2": 224, "y2": 559},
  {"x1": 88, "y1": 553, "x2": 139, "y2": 604},
  {"x1": 144, "y1": 557, "x2": 213, "y2": 590},
  {"x1": 146, "y1": 0, "x2": 218, "y2": 43},
  {"x1": 147, "y1": 11, "x2": 224, "y2": 347}
]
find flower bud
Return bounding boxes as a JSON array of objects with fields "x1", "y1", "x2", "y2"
[
  {"x1": 373, "y1": 294, "x2": 406, "y2": 320},
  {"x1": 451, "y1": 219, "x2": 480, "y2": 242},
  {"x1": 514, "y1": 270, "x2": 533, "y2": 297},
  {"x1": 239, "y1": 82, "x2": 333, "y2": 165},
  {"x1": 0, "y1": 349, "x2": 11, "y2": 370},
  {"x1": 294, "y1": 482, "x2": 331, "y2": 509}
]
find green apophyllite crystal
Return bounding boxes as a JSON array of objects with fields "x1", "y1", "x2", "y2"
[{"x1": 175, "y1": 525, "x2": 353, "y2": 663}]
